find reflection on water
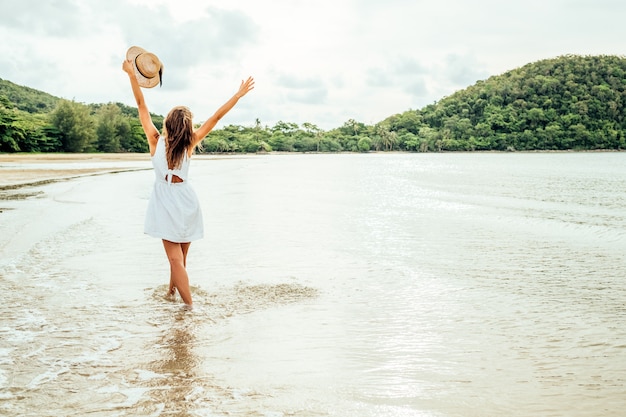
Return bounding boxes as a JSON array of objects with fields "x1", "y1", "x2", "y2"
[
  {"x1": 140, "y1": 310, "x2": 201, "y2": 416},
  {"x1": 1, "y1": 153, "x2": 626, "y2": 416},
  {"x1": 134, "y1": 283, "x2": 320, "y2": 415}
]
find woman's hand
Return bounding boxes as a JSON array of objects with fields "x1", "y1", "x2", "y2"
[
  {"x1": 236, "y1": 76, "x2": 255, "y2": 99},
  {"x1": 122, "y1": 59, "x2": 135, "y2": 76}
]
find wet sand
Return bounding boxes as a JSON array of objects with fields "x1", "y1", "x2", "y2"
[{"x1": 0, "y1": 153, "x2": 151, "y2": 189}]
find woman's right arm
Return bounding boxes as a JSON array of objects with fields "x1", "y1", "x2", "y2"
[{"x1": 122, "y1": 60, "x2": 160, "y2": 155}]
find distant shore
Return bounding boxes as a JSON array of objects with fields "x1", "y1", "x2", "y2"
[{"x1": 0, "y1": 153, "x2": 151, "y2": 190}]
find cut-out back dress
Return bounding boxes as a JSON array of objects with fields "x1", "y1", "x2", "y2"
[{"x1": 144, "y1": 136, "x2": 204, "y2": 243}]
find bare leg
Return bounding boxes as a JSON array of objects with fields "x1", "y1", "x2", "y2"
[
  {"x1": 181, "y1": 242, "x2": 191, "y2": 267},
  {"x1": 169, "y1": 242, "x2": 191, "y2": 296},
  {"x1": 162, "y1": 240, "x2": 193, "y2": 306},
  {"x1": 169, "y1": 242, "x2": 192, "y2": 296}
]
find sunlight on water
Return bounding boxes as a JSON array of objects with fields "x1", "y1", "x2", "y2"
[{"x1": 1, "y1": 153, "x2": 625, "y2": 416}]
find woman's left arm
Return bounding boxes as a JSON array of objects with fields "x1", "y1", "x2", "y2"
[{"x1": 191, "y1": 76, "x2": 255, "y2": 149}]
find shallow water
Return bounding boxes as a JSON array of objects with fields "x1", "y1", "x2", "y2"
[{"x1": 1, "y1": 152, "x2": 625, "y2": 416}]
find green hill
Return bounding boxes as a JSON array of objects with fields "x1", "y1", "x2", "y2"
[
  {"x1": 383, "y1": 55, "x2": 626, "y2": 151},
  {"x1": 0, "y1": 78, "x2": 60, "y2": 113}
]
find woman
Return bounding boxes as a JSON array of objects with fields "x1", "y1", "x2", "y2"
[{"x1": 122, "y1": 48, "x2": 254, "y2": 308}]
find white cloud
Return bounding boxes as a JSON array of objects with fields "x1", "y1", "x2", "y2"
[
  {"x1": 0, "y1": 0, "x2": 625, "y2": 130},
  {"x1": 443, "y1": 53, "x2": 490, "y2": 88}
]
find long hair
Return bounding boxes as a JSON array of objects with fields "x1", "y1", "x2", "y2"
[{"x1": 163, "y1": 106, "x2": 194, "y2": 169}]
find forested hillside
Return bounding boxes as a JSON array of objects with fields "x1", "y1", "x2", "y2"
[
  {"x1": 0, "y1": 79, "x2": 58, "y2": 113},
  {"x1": 383, "y1": 55, "x2": 626, "y2": 151},
  {"x1": 1, "y1": 55, "x2": 625, "y2": 153}
]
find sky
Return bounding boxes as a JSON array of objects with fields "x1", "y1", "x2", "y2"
[{"x1": 0, "y1": 0, "x2": 625, "y2": 130}]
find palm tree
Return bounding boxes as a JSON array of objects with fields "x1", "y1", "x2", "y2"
[{"x1": 374, "y1": 124, "x2": 398, "y2": 151}]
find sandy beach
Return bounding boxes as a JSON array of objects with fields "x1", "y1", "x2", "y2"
[{"x1": 0, "y1": 153, "x2": 151, "y2": 189}]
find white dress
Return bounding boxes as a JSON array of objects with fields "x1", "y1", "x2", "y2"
[{"x1": 144, "y1": 137, "x2": 204, "y2": 243}]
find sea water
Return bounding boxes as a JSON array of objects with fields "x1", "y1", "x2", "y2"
[{"x1": 1, "y1": 152, "x2": 625, "y2": 416}]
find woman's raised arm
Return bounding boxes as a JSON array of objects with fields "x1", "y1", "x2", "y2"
[
  {"x1": 191, "y1": 76, "x2": 255, "y2": 149},
  {"x1": 122, "y1": 59, "x2": 160, "y2": 154}
]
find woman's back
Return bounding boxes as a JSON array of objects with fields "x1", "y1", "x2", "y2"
[{"x1": 151, "y1": 137, "x2": 190, "y2": 184}]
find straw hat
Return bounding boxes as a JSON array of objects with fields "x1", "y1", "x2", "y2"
[{"x1": 126, "y1": 46, "x2": 163, "y2": 88}]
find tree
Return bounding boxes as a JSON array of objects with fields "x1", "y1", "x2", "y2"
[
  {"x1": 268, "y1": 133, "x2": 295, "y2": 152},
  {"x1": 338, "y1": 118, "x2": 368, "y2": 137},
  {"x1": 374, "y1": 124, "x2": 398, "y2": 151},
  {"x1": 50, "y1": 100, "x2": 96, "y2": 152},
  {"x1": 203, "y1": 136, "x2": 230, "y2": 152},
  {"x1": 0, "y1": 95, "x2": 22, "y2": 152},
  {"x1": 357, "y1": 136, "x2": 371, "y2": 152},
  {"x1": 121, "y1": 119, "x2": 148, "y2": 153},
  {"x1": 301, "y1": 122, "x2": 323, "y2": 151},
  {"x1": 96, "y1": 103, "x2": 129, "y2": 152},
  {"x1": 386, "y1": 111, "x2": 421, "y2": 134},
  {"x1": 399, "y1": 132, "x2": 420, "y2": 151},
  {"x1": 11, "y1": 114, "x2": 57, "y2": 152},
  {"x1": 527, "y1": 107, "x2": 546, "y2": 129},
  {"x1": 271, "y1": 120, "x2": 299, "y2": 135}
]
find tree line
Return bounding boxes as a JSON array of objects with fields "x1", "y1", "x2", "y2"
[
  {"x1": 0, "y1": 90, "x2": 401, "y2": 154},
  {"x1": 2, "y1": 54, "x2": 626, "y2": 154}
]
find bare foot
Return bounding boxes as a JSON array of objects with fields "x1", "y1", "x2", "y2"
[{"x1": 165, "y1": 286, "x2": 177, "y2": 301}]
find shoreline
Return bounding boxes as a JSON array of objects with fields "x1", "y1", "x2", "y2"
[
  {"x1": 0, "y1": 152, "x2": 252, "y2": 190},
  {"x1": 0, "y1": 152, "x2": 241, "y2": 195},
  {"x1": 1, "y1": 149, "x2": 622, "y2": 190},
  {"x1": 0, "y1": 153, "x2": 152, "y2": 200},
  {"x1": 0, "y1": 152, "x2": 151, "y2": 163},
  {"x1": 0, "y1": 167, "x2": 150, "y2": 191}
]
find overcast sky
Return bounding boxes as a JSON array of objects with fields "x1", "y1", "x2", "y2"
[{"x1": 0, "y1": 0, "x2": 624, "y2": 130}]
